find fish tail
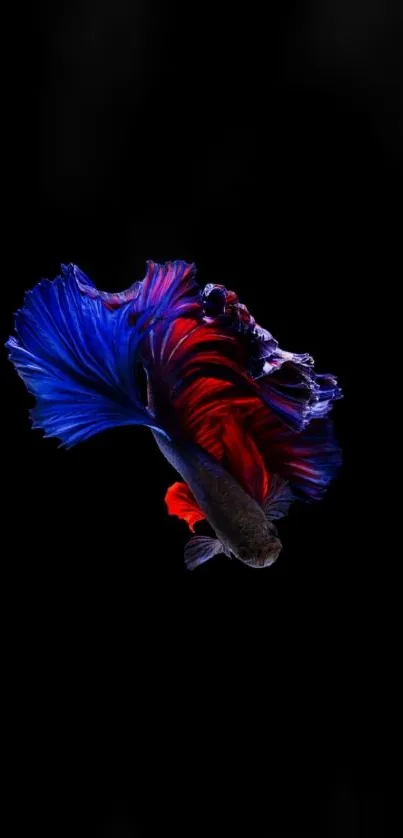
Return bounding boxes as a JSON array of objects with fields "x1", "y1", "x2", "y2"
[{"x1": 5, "y1": 264, "x2": 169, "y2": 448}]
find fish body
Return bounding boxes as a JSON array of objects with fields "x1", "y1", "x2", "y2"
[
  {"x1": 6, "y1": 260, "x2": 342, "y2": 570},
  {"x1": 151, "y1": 426, "x2": 281, "y2": 568}
]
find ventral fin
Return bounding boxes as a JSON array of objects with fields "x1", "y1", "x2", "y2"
[
  {"x1": 184, "y1": 536, "x2": 226, "y2": 571},
  {"x1": 264, "y1": 474, "x2": 294, "y2": 521},
  {"x1": 165, "y1": 481, "x2": 206, "y2": 532}
]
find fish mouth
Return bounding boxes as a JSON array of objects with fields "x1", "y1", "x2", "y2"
[{"x1": 239, "y1": 536, "x2": 283, "y2": 569}]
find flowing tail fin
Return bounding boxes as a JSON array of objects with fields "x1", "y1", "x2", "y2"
[{"x1": 5, "y1": 264, "x2": 169, "y2": 447}]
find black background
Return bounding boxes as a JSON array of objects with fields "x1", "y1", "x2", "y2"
[{"x1": 2, "y1": 2, "x2": 396, "y2": 835}]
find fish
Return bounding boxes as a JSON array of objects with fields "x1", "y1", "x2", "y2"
[{"x1": 5, "y1": 260, "x2": 342, "y2": 570}]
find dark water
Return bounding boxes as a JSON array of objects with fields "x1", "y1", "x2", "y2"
[{"x1": 1, "y1": 1, "x2": 396, "y2": 834}]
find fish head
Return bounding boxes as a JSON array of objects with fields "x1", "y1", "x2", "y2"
[{"x1": 235, "y1": 530, "x2": 282, "y2": 569}]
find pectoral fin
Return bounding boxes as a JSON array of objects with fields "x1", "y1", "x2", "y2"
[
  {"x1": 264, "y1": 474, "x2": 294, "y2": 521},
  {"x1": 184, "y1": 537, "x2": 226, "y2": 571}
]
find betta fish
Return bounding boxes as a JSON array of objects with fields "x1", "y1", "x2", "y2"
[{"x1": 6, "y1": 261, "x2": 342, "y2": 570}]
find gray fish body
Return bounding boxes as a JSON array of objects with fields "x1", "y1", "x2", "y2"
[{"x1": 151, "y1": 428, "x2": 282, "y2": 568}]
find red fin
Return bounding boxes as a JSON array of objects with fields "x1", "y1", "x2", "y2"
[
  {"x1": 220, "y1": 413, "x2": 269, "y2": 505},
  {"x1": 165, "y1": 482, "x2": 206, "y2": 532},
  {"x1": 159, "y1": 320, "x2": 273, "y2": 501}
]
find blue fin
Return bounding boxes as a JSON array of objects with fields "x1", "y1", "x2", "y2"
[
  {"x1": 5, "y1": 264, "x2": 168, "y2": 448},
  {"x1": 263, "y1": 474, "x2": 294, "y2": 521},
  {"x1": 184, "y1": 536, "x2": 226, "y2": 571}
]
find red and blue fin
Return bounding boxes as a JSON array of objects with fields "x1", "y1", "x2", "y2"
[
  {"x1": 199, "y1": 282, "x2": 342, "y2": 431},
  {"x1": 156, "y1": 316, "x2": 341, "y2": 506},
  {"x1": 246, "y1": 402, "x2": 342, "y2": 502},
  {"x1": 255, "y1": 352, "x2": 342, "y2": 433},
  {"x1": 75, "y1": 260, "x2": 199, "y2": 312},
  {"x1": 171, "y1": 282, "x2": 342, "y2": 504},
  {"x1": 77, "y1": 260, "x2": 201, "y2": 341},
  {"x1": 147, "y1": 293, "x2": 341, "y2": 508}
]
